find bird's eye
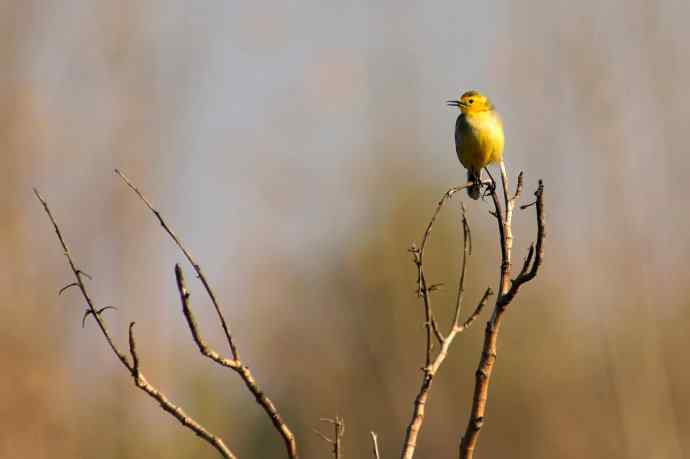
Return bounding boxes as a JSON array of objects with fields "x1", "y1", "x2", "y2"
[{"x1": 468, "y1": 99, "x2": 474, "y2": 104}]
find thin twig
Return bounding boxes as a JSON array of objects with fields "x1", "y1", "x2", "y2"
[
  {"x1": 116, "y1": 170, "x2": 298, "y2": 458},
  {"x1": 175, "y1": 262, "x2": 298, "y2": 459},
  {"x1": 517, "y1": 244, "x2": 535, "y2": 280},
  {"x1": 500, "y1": 180, "x2": 545, "y2": 306},
  {"x1": 371, "y1": 431, "x2": 381, "y2": 459},
  {"x1": 411, "y1": 182, "x2": 481, "y2": 367},
  {"x1": 401, "y1": 288, "x2": 492, "y2": 459},
  {"x1": 34, "y1": 189, "x2": 237, "y2": 459},
  {"x1": 456, "y1": 288, "x2": 493, "y2": 332},
  {"x1": 512, "y1": 171, "x2": 524, "y2": 202},
  {"x1": 401, "y1": 184, "x2": 493, "y2": 459},
  {"x1": 452, "y1": 203, "x2": 471, "y2": 328},
  {"x1": 174, "y1": 265, "x2": 240, "y2": 369},
  {"x1": 58, "y1": 282, "x2": 79, "y2": 295},
  {"x1": 114, "y1": 169, "x2": 240, "y2": 361},
  {"x1": 459, "y1": 176, "x2": 545, "y2": 459},
  {"x1": 430, "y1": 317, "x2": 446, "y2": 344},
  {"x1": 129, "y1": 322, "x2": 140, "y2": 378},
  {"x1": 34, "y1": 189, "x2": 130, "y2": 368},
  {"x1": 314, "y1": 417, "x2": 344, "y2": 459}
]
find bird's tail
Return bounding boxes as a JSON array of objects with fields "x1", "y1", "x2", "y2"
[{"x1": 467, "y1": 170, "x2": 481, "y2": 200}]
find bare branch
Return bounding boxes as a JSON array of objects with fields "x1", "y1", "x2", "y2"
[
  {"x1": 133, "y1": 374, "x2": 236, "y2": 459},
  {"x1": 452, "y1": 203, "x2": 471, "y2": 328},
  {"x1": 519, "y1": 200, "x2": 536, "y2": 210},
  {"x1": 35, "y1": 189, "x2": 237, "y2": 459},
  {"x1": 370, "y1": 432, "x2": 381, "y2": 459},
  {"x1": 34, "y1": 188, "x2": 130, "y2": 369},
  {"x1": 517, "y1": 244, "x2": 535, "y2": 280},
  {"x1": 512, "y1": 171, "x2": 524, "y2": 202},
  {"x1": 401, "y1": 190, "x2": 493, "y2": 459},
  {"x1": 76, "y1": 270, "x2": 93, "y2": 281},
  {"x1": 174, "y1": 264, "x2": 240, "y2": 369},
  {"x1": 410, "y1": 182, "x2": 484, "y2": 368},
  {"x1": 114, "y1": 169, "x2": 240, "y2": 362},
  {"x1": 409, "y1": 244, "x2": 434, "y2": 368},
  {"x1": 456, "y1": 288, "x2": 493, "y2": 332},
  {"x1": 499, "y1": 162, "x2": 511, "y2": 217},
  {"x1": 501, "y1": 180, "x2": 545, "y2": 305},
  {"x1": 420, "y1": 182, "x2": 471, "y2": 254},
  {"x1": 177, "y1": 266, "x2": 301, "y2": 457},
  {"x1": 128, "y1": 322, "x2": 140, "y2": 378},
  {"x1": 459, "y1": 177, "x2": 545, "y2": 459},
  {"x1": 116, "y1": 171, "x2": 298, "y2": 459},
  {"x1": 175, "y1": 264, "x2": 298, "y2": 458},
  {"x1": 430, "y1": 317, "x2": 445, "y2": 344},
  {"x1": 524, "y1": 180, "x2": 546, "y2": 280},
  {"x1": 314, "y1": 417, "x2": 344, "y2": 459}
]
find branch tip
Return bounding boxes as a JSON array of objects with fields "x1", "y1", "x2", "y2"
[{"x1": 128, "y1": 321, "x2": 140, "y2": 377}]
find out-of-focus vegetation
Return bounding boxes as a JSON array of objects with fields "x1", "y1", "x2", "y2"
[{"x1": 3, "y1": 1, "x2": 689, "y2": 458}]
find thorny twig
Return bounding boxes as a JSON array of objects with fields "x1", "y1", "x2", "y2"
[{"x1": 401, "y1": 185, "x2": 493, "y2": 459}]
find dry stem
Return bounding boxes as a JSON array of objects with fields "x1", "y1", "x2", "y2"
[
  {"x1": 115, "y1": 170, "x2": 298, "y2": 459},
  {"x1": 114, "y1": 169, "x2": 240, "y2": 361},
  {"x1": 458, "y1": 164, "x2": 545, "y2": 459},
  {"x1": 174, "y1": 265, "x2": 297, "y2": 458},
  {"x1": 314, "y1": 417, "x2": 344, "y2": 459},
  {"x1": 370, "y1": 432, "x2": 381, "y2": 459},
  {"x1": 34, "y1": 189, "x2": 237, "y2": 459}
]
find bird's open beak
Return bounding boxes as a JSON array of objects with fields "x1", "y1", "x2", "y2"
[{"x1": 446, "y1": 100, "x2": 462, "y2": 108}]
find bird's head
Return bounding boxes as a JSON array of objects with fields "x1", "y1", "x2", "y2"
[{"x1": 447, "y1": 90, "x2": 494, "y2": 114}]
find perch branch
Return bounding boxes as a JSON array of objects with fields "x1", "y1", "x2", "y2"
[
  {"x1": 313, "y1": 417, "x2": 344, "y2": 459},
  {"x1": 401, "y1": 184, "x2": 492, "y2": 459},
  {"x1": 459, "y1": 170, "x2": 545, "y2": 459},
  {"x1": 34, "y1": 189, "x2": 237, "y2": 459}
]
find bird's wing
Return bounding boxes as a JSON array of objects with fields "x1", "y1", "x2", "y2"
[{"x1": 454, "y1": 114, "x2": 468, "y2": 149}]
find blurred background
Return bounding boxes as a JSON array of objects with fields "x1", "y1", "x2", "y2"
[{"x1": 2, "y1": 1, "x2": 689, "y2": 458}]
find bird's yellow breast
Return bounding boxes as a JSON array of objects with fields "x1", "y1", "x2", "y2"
[{"x1": 455, "y1": 110, "x2": 504, "y2": 173}]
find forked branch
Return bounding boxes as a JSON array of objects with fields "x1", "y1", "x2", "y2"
[
  {"x1": 313, "y1": 417, "x2": 344, "y2": 459},
  {"x1": 116, "y1": 170, "x2": 297, "y2": 459},
  {"x1": 401, "y1": 186, "x2": 493, "y2": 459},
  {"x1": 114, "y1": 169, "x2": 240, "y2": 361},
  {"x1": 458, "y1": 165, "x2": 545, "y2": 459},
  {"x1": 174, "y1": 264, "x2": 297, "y2": 458},
  {"x1": 34, "y1": 189, "x2": 237, "y2": 459}
]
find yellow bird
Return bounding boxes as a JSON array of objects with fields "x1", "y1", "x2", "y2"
[{"x1": 447, "y1": 90, "x2": 504, "y2": 199}]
